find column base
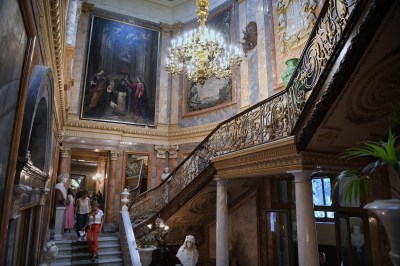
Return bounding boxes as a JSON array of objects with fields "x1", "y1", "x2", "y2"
[{"x1": 103, "y1": 223, "x2": 117, "y2": 233}]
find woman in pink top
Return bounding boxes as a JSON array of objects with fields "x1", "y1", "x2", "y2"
[{"x1": 64, "y1": 188, "x2": 75, "y2": 232}]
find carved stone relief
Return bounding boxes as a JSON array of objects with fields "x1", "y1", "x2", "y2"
[{"x1": 275, "y1": 0, "x2": 318, "y2": 52}]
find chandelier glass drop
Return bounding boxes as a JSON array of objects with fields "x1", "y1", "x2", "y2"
[{"x1": 165, "y1": 0, "x2": 242, "y2": 85}]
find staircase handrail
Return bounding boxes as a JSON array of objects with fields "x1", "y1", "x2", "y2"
[{"x1": 129, "y1": 0, "x2": 361, "y2": 228}]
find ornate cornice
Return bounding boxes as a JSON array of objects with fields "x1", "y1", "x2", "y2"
[
  {"x1": 36, "y1": 0, "x2": 67, "y2": 127},
  {"x1": 64, "y1": 116, "x2": 218, "y2": 145},
  {"x1": 212, "y1": 136, "x2": 363, "y2": 178}
]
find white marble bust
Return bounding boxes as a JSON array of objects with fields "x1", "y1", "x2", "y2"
[
  {"x1": 54, "y1": 173, "x2": 68, "y2": 206},
  {"x1": 161, "y1": 167, "x2": 170, "y2": 182},
  {"x1": 176, "y1": 235, "x2": 199, "y2": 266}
]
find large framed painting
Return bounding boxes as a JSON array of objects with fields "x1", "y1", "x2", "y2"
[
  {"x1": 80, "y1": 13, "x2": 160, "y2": 126},
  {"x1": 182, "y1": 4, "x2": 237, "y2": 116}
]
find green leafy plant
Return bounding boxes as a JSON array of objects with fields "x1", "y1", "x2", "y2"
[
  {"x1": 137, "y1": 225, "x2": 156, "y2": 248},
  {"x1": 334, "y1": 128, "x2": 400, "y2": 204}
]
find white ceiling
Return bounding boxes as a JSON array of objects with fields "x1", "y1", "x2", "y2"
[
  {"x1": 147, "y1": 0, "x2": 190, "y2": 8},
  {"x1": 89, "y1": 0, "x2": 228, "y2": 24}
]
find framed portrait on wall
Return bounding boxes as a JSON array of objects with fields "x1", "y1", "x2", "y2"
[
  {"x1": 80, "y1": 12, "x2": 160, "y2": 126},
  {"x1": 182, "y1": 3, "x2": 237, "y2": 116}
]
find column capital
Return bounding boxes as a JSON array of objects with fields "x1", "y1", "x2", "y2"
[
  {"x1": 60, "y1": 147, "x2": 70, "y2": 158},
  {"x1": 110, "y1": 151, "x2": 119, "y2": 161},
  {"x1": 287, "y1": 170, "x2": 314, "y2": 182},
  {"x1": 154, "y1": 145, "x2": 168, "y2": 158},
  {"x1": 167, "y1": 145, "x2": 179, "y2": 158},
  {"x1": 98, "y1": 155, "x2": 108, "y2": 163},
  {"x1": 215, "y1": 178, "x2": 228, "y2": 186},
  {"x1": 171, "y1": 22, "x2": 182, "y2": 34},
  {"x1": 159, "y1": 22, "x2": 172, "y2": 35},
  {"x1": 57, "y1": 129, "x2": 65, "y2": 143}
]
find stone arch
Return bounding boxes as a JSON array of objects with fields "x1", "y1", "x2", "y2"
[{"x1": 18, "y1": 65, "x2": 54, "y2": 173}]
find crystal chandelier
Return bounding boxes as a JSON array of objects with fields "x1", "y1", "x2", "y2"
[{"x1": 165, "y1": 0, "x2": 242, "y2": 85}]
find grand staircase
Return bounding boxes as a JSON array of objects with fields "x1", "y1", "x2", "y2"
[
  {"x1": 128, "y1": 0, "x2": 386, "y2": 233},
  {"x1": 51, "y1": 232, "x2": 124, "y2": 266}
]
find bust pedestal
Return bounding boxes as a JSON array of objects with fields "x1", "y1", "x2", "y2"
[{"x1": 54, "y1": 206, "x2": 65, "y2": 240}]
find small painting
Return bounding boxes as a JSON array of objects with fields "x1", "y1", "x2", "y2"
[
  {"x1": 81, "y1": 14, "x2": 160, "y2": 126},
  {"x1": 123, "y1": 153, "x2": 150, "y2": 197},
  {"x1": 183, "y1": 4, "x2": 237, "y2": 115}
]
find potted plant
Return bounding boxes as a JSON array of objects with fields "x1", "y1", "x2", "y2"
[
  {"x1": 136, "y1": 225, "x2": 157, "y2": 266},
  {"x1": 334, "y1": 128, "x2": 400, "y2": 266}
]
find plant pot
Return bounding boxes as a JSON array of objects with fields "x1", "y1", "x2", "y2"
[
  {"x1": 137, "y1": 246, "x2": 156, "y2": 266},
  {"x1": 364, "y1": 199, "x2": 400, "y2": 266}
]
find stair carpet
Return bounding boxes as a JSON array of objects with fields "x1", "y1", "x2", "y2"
[{"x1": 51, "y1": 232, "x2": 124, "y2": 266}]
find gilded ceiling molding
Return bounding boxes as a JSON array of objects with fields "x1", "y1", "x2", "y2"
[
  {"x1": 65, "y1": 117, "x2": 218, "y2": 142},
  {"x1": 36, "y1": 0, "x2": 67, "y2": 126}
]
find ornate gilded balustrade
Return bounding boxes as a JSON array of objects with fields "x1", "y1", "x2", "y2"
[{"x1": 129, "y1": 0, "x2": 359, "y2": 228}]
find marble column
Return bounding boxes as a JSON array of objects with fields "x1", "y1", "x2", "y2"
[
  {"x1": 105, "y1": 151, "x2": 118, "y2": 226},
  {"x1": 59, "y1": 147, "x2": 70, "y2": 174},
  {"x1": 289, "y1": 170, "x2": 319, "y2": 266},
  {"x1": 216, "y1": 178, "x2": 229, "y2": 266},
  {"x1": 96, "y1": 155, "x2": 107, "y2": 195}
]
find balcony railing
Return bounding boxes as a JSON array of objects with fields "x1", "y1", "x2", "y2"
[{"x1": 129, "y1": 0, "x2": 360, "y2": 228}]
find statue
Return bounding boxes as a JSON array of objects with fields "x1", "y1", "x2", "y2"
[
  {"x1": 351, "y1": 225, "x2": 365, "y2": 252},
  {"x1": 161, "y1": 167, "x2": 170, "y2": 182},
  {"x1": 39, "y1": 241, "x2": 58, "y2": 266},
  {"x1": 176, "y1": 235, "x2": 199, "y2": 266},
  {"x1": 54, "y1": 173, "x2": 68, "y2": 207}
]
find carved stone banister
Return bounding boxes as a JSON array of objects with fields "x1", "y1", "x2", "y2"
[{"x1": 129, "y1": 0, "x2": 363, "y2": 230}]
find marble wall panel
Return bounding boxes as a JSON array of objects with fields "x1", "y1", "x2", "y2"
[{"x1": 0, "y1": 0, "x2": 27, "y2": 215}]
